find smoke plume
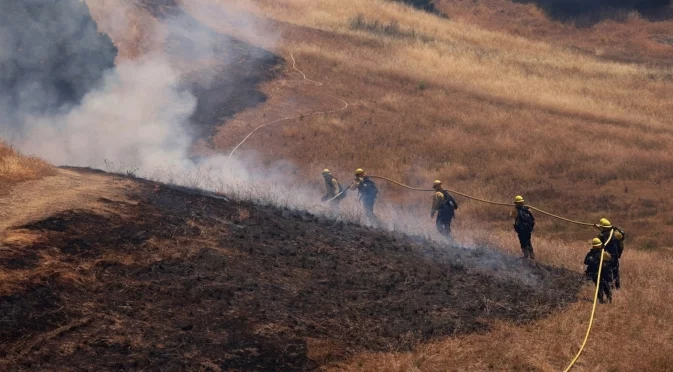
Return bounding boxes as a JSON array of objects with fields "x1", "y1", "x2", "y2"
[
  {"x1": 0, "y1": 0, "x2": 550, "y2": 283},
  {"x1": 0, "y1": 0, "x2": 117, "y2": 127},
  {"x1": 1, "y1": 0, "x2": 277, "y2": 174}
]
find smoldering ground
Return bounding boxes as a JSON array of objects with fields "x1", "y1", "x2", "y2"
[{"x1": 1, "y1": 0, "x2": 561, "y2": 285}]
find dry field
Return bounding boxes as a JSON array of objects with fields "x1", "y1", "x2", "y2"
[
  {"x1": 3, "y1": 0, "x2": 673, "y2": 370},
  {"x1": 182, "y1": 0, "x2": 673, "y2": 370},
  {"x1": 435, "y1": 0, "x2": 673, "y2": 65},
  {"x1": 0, "y1": 142, "x2": 54, "y2": 195},
  {"x1": 184, "y1": 0, "x2": 673, "y2": 250}
]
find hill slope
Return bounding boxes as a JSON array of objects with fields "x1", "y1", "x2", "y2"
[{"x1": 0, "y1": 169, "x2": 581, "y2": 370}]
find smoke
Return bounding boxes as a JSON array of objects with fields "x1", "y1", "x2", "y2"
[
  {"x1": 0, "y1": 0, "x2": 548, "y2": 283},
  {"x1": 1, "y1": 0, "x2": 276, "y2": 173},
  {"x1": 0, "y1": 0, "x2": 117, "y2": 127}
]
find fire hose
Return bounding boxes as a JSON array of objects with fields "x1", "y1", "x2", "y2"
[
  {"x1": 564, "y1": 228, "x2": 614, "y2": 372},
  {"x1": 325, "y1": 174, "x2": 608, "y2": 371},
  {"x1": 330, "y1": 175, "x2": 594, "y2": 226}
]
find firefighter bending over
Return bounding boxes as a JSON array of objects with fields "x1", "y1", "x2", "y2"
[
  {"x1": 430, "y1": 180, "x2": 458, "y2": 239},
  {"x1": 321, "y1": 169, "x2": 345, "y2": 207},
  {"x1": 585, "y1": 238, "x2": 613, "y2": 304},
  {"x1": 512, "y1": 195, "x2": 536, "y2": 259}
]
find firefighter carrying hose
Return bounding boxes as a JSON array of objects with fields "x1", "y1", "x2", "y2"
[
  {"x1": 350, "y1": 168, "x2": 379, "y2": 224},
  {"x1": 585, "y1": 238, "x2": 613, "y2": 304},
  {"x1": 595, "y1": 218, "x2": 626, "y2": 290},
  {"x1": 511, "y1": 195, "x2": 536, "y2": 259},
  {"x1": 320, "y1": 169, "x2": 345, "y2": 208},
  {"x1": 430, "y1": 180, "x2": 458, "y2": 239}
]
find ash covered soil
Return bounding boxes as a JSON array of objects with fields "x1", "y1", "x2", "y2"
[{"x1": 0, "y1": 169, "x2": 583, "y2": 371}]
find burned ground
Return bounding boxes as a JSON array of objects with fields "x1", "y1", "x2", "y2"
[
  {"x1": 0, "y1": 170, "x2": 583, "y2": 370},
  {"x1": 137, "y1": 0, "x2": 282, "y2": 138}
]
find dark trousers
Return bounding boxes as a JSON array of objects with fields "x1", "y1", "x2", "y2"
[
  {"x1": 517, "y1": 230, "x2": 534, "y2": 259},
  {"x1": 611, "y1": 259, "x2": 621, "y2": 289},
  {"x1": 436, "y1": 210, "x2": 454, "y2": 239},
  {"x1": 361, "y1": 197, "x2": 378, "y2": 224},
  {"x1": 588, "y1": 269, "x2": 613, "y2": 303}
]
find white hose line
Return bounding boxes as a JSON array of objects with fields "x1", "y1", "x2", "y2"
[{"x1": 224, "y1": 53, "x2": 348, "y2": 167}]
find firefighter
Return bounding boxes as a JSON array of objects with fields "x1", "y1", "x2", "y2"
[
  {"x1": 430, "y1": 180, "x2": 458, "y2": 239},
  {"x1": 320, "y1": 169, "x2": 344, "y2": 208},
  {"x1": 511, "y1": 195, "x2": 536, "y2": 259},
  {"x1": 350, "y1": 168, "x2": 379, "y2": 223},
  {"x1": 595, "y1": 218, "x2": 626, "y2": 290},
  {"x1": 584, "y1": 238, "x2": 613, "y2": 304}
]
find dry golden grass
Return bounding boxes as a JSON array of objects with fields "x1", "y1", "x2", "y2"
[
  {"x1": 328, "y1": 228, "x2": 673, "y2": 371},
  {"x1": 0, "y1": 142, "x2": 54, "y2": 189},
  {"x1": 191, "y1": 0, "x2": 673, "y2": 249},
  {"x1": 181, "y1": 1, "x2": 673, "y2": 370},
  {"x1": 79, "y1": 1, "x2": 673, "y2": 370},
  {"x1": 434, "y1": 0, "x2": 673, "y2": 65}
]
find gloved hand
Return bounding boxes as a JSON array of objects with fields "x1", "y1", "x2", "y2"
[{"x1": 321, "y1": 196, "x2": 328, "y2": 202}]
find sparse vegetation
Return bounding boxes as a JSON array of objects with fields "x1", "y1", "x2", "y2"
[
  {"x1": 2, "y1": 0, "x2": 673, "y2": 370},
  {"x1": 188, "y1": 0, "x2": 673, "y2": 370},
  {"x1": 0, "y1": 142, "x2": 55, "y2": 189},
  {"x1": 211, "y1": 0, "x2": 673, "y2": 249},
  {"x1": 349, "y1": 13, "x2": 430, "y2": 41}
]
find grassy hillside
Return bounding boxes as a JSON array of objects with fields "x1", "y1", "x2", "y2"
[
  {"x1": 3, "y1": 0, "x2": 671, "y2": 370},
  {"x1": 192, "y1": 0, "x2": 673, "y2": 251},
  {"x1": 435, "y1": 0, "x2": 673, "y2": 64},
  {"x1": 180, "y1": 1, "x2": 673, "y2": 370},
  {"x1": 0, "y1": 143, "x2": 54, "y2": 194},
  {"x1": 0, "y1": 169, "x2": 582, "y2": 370}
]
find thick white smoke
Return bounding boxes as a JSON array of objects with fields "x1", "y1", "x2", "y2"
[
  {"x1": 2, "y1": 0, "x2": 267, "y2": 182},
  {"x1": 18, "y1": 57, "x2": 195, "y2": 170}
]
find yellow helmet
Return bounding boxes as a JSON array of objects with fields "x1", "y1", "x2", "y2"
[
  {"x1": 591, "y1": 238, "x2": 603, "y2": 248},
  {"x1": 514, "y1": 195, "x2": 524, "y2": 203},
  {"x1": 355, "y1": 168, "x2": 365, "y2": 176},
  {"x1": 433, "y1": 180, "x2": 442, "y2": 187},
  {"x1": 599, "y1": 218, "x2": 612, "y2": 229},
  {"x1": 322, "y1": 168, "x2": 331, "y2": 175}
]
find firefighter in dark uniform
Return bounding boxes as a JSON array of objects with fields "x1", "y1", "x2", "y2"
[
  {"x1": 585, "y1": 238, "x2": 613, "y2": 304},
  {"x1": 320, "y1": 169, "x2": 343, "y2": 208},
  {"x1": 430, "y1": 180, "x2": 458, "y2": 239},
  {"x1": 595, "y1": 218, "x2": 626, "y2": 290},
  {"x1": 511, "y1": 195, "x2": 536, "y2": 259},
  {"x1": 350, "y1": 168, "x2": 379, "y2": 223}
]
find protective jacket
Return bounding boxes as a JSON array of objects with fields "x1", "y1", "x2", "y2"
[
  {"x1": 584, "y1": 249, "x2": 612, "y2": 274},
  {"x1": 351, "y1": 176, "x2": 378, "y2": 200},
  {"x1": 598, "y1": 227, "x2": 625, "y2": 259},
  {"x1": 514, "y1": 206, "x2": 535, "y2": 233},
  {"x1": 431, "y1": 190, "x2": 458, "y2": 218},
  {"x1": 323, "y1": 175, "x2": 341, "y2": 199}
]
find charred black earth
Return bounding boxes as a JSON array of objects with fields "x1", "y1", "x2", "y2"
[{"x1": 0, "y1": 169, "x2": 583, "y2": 371}]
